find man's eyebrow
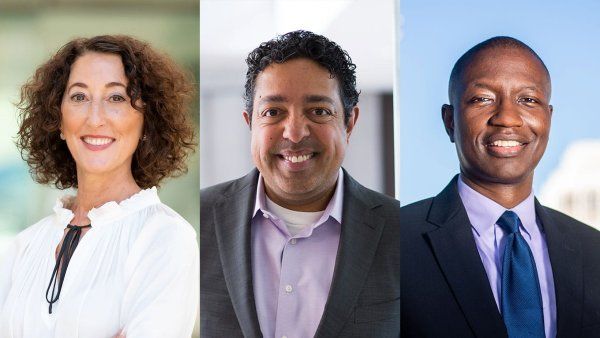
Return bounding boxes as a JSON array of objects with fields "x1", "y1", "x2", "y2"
[
  {"x1": 257, "y1": 95, "x2": 287, "y2": 104},
  {"x1": 304, "y1": 95, "x2": 335, "y2": 105}
]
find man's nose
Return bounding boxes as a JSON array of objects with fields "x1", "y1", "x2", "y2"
[
  {"x1": 489, "y1": 99, "x2": 523, "y2": 128},
  {"x1": 282, "y1": 112, "x2": 310, "y2": 143}
]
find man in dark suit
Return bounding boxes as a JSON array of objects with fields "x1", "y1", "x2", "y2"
[
  {"x1": 201, "y1": 30, "x2": 400, "y2": 338},
  {"x1": 401, "y1": 36, "x2": 600, "y2": 337}
]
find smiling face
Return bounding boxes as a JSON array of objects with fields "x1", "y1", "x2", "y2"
[
  {"x1": 61, "y1": 52, "x2": 143, "y2": 181},
  {"x1": 443, "y1": 46, "x2": 552, "y2": 187},
  {"x1": 244, "y1": 58, "x2": 358, "y2": 211}
]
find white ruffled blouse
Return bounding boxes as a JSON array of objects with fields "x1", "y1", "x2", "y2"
[{"x1": 0, "y1": 188, "x2": 199, "y2": 338}]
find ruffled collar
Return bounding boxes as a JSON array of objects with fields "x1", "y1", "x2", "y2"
[{"x1": 53, "y1": 187, "x2": 161, "y2": 227}]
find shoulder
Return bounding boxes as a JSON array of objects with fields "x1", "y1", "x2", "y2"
[
  {"x1": 540, "y1": 204, "x2": 600, "y2": 243},
  {"x1": 400, "y1": 197, "x2": 435, "y2": 220},
  {"x1": 343, "y1": 171, "x2": 399, "y2": 216},
  {"x1": 10, "y1": 214, "x2": 57, "y2": 247},
  {"x1": 201, "y1": 169, "x2": 259, "y2": 205}
]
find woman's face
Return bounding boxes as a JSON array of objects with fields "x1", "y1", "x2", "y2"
[{"x1": 60, "y1": 52, "x2": 143, "y2": 181}]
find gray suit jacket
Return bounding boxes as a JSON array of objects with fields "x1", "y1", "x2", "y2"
[{"x1": 200, "y1": 168, "x2": 400, "y2": 337}]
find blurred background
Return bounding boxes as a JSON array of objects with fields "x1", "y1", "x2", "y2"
[
  {"x1": 200, "y1": 0, "x2": 399, "y2": 197},
  {"x1": 399, "y1": 0, "x2": 600, "y2": 230},
  {"x1": 0, "y1": 0, "x2": 199, "y2": 334}
]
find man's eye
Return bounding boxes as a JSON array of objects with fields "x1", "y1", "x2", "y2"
[
  {"x1": 71, "y1": 93, "x2": 86, "y2": 102},
  {"x1": 313, "y1": 108, "x2": 332, "y2": 116},
  {"x1": 263, "y1": 109, "x2": 279, "y2": 117},
  {"x1": 519, "y1": 97, "x2": 538, "y2": 104},
  {"x1": 109, "y1": 95, "x2": 126, "y2": 102},
  {"x1": 469, "y1": 97, "x2": 491, "y2": 103}
]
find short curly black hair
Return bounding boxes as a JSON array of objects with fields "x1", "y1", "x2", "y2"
[{"x1": 244, "y1": 30, "x2": 359, "y2": 125}]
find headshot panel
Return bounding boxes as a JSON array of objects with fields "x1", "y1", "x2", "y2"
[
  {"x1": 0, "y1": 1, "x2": 200, "y2": 337},
  {"x1": 200, "y1": 1, "x2": 399, "y2": 337},
  {"x1": 200, "y1": 0, "x2": 397, "y2": 197},
  {"x1": 400, "y1": 0, "x2": 600, "y2": 229},
  {"x1": 399, "y1": 0, "x2": 600, "y2": 336}
]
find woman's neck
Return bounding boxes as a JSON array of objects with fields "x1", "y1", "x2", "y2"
[{"x1": 69, "y1": 171, "x2": 142, "y2": 225}]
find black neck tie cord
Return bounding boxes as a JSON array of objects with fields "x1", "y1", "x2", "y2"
[{"x1": 46, "y1": 224, "x2": 91, "y2": 314}]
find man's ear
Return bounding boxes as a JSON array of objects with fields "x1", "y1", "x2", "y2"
[
  {"x1": 345, "y1": 106, "x2": 359, "y2": 142},
  {"x1": 243, "y1": 111, "x2": 251, "y2": 130},
  {"x1": 441, "y1": 104, "x2": 455, "y2": 143}
]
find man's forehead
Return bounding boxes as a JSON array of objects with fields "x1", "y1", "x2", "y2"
[{"x1": 450, "y1": 45, "x2": 551, "y2": 98}]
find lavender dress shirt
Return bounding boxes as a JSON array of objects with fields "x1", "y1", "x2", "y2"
[
  {"x1": 251, "y1": 169, "x2": 344, "y2": 338},
  {"x1": 457, "y1": 176, "x2": 557, "y2": 337}
]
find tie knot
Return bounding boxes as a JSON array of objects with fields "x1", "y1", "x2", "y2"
[{"x1": 497, "y1": 210, "x2": 521, "y2": 234}]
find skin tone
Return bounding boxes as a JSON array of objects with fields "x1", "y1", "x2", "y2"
[
  {"x1": 60, "y1": 51, "x2": 144, "y2": 228},
  {"x1": 58, "y1": 51, "x2": 143, "y2": 338},
  {"x1": 244, "y1": 57, "x2": 359, "y2": 212},
  {"x1": 442, "y1": 46, "x2": 553, "y2": 208}
]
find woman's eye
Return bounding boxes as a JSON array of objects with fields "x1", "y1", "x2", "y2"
[
  {"x1": 71, "y1": 93, "x2": 86, "y2": 102},
  {"x1": 109, "y1": 95, "x2": 126, "y2": 102}
]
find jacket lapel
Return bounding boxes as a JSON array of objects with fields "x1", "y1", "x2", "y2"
[
  {"x1": 535, "y1": 201, "x2": 583, "y2": 338},
  {"x1": 213, "y1": 169, "x2": 263, "y2": 338},
  {"x1": 315, "y1": 172, "x2": 386, "y2": 338},
  {"x1": 424, "y1": 176, "x2": 507, "y2": 337}
]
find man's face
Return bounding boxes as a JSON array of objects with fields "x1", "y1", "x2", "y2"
[
  {"x1": 443, "y1": 47, "x2": 552, "y2": 186},
  {"x1": 244, "y1": 58, "x2": 358, "y2": 210}
]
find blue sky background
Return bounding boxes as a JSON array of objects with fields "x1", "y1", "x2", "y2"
[{"x1": 400, "y1": 0, "x2": 600, "y2": 204}]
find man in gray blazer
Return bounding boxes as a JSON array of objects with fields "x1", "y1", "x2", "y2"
[{"x1": 200, "y1": 30, "x2": 400, "y2": 338}]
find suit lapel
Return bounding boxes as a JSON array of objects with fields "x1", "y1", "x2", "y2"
[
  {"x1": 213, "y1": 170, "x2": 262, "y2": 338},
  {"x1": 535, "y1": 202, "x2": 583, "y2": 338},
  {"x1": 315, "y1": 173, "x2": 386, "y2": 338},
  {"x1": 425, "y1": 176, "x2": 507, "y2": 337}
]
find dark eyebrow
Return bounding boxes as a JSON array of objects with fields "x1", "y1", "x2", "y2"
[
  {"x1": 106, "y1": 82, "x2": 126, "y2": 89},
  {"x1": 67, "y1": 82, "x2": 87, "y2": 92},
  {"x1": 257, "y1": 95, "x2": 287, "y2": 105},
  {"x1": 304, "y1": 95, "x2": 336, "y2": 105},
  {"x1": 66, "y1": 81, "x2": 126, "y2": 92}
]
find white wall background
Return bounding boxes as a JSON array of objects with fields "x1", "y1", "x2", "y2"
[{"x1": 200, "y1": 0, "x2": 395, "y2": 192}]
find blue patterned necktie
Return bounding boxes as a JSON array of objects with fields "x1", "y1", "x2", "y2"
[{"x1": 497, "y1": 211, "x2": 545, "y2": 338}]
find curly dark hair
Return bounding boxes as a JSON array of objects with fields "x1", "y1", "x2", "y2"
[
  {"x1": 244, "y1": 30, "x2": 359, "y2": 125},
  {"x1": 16, "y1": 35, "x2": 196, "y2": 189}
]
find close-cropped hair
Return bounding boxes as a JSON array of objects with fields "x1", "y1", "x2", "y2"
[
  {"x1": 244, "y1": 30, "x2": 359, "y2": 125},
  {"x1": 448, "y1": 36, "x2": 551, "y2": 102},
  {"x1": 16, "y1": 35, "x2": 196, "y2": 189}
]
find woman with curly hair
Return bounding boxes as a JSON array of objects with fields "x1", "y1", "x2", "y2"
[{"x1": 0, "y1": 35, "x2": 198, "y2": 337}]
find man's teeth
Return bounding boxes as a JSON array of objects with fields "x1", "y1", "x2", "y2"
[
  {"x1": 284, "y1": 154, "x2": 313, "y2": 163},
  {"x1": 490, "y1": 140, "x2": 521, "y2": 147},
  {"x1": 83, "y1": 137, "x2": 113, "y2": 146}
]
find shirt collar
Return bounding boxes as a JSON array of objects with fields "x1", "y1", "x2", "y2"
[
  {"x1": 53, "y1": 187, "x2": 161, "y2": 227},
  {"x1": 253, "y1": 168, "x2": 344, "y2": 225},
  {"x1": 457, "y1": 175, "x2": 537, "y2": 239}
]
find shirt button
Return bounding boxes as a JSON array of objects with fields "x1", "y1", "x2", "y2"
[
  {"x1": 282, "y1": 336, "x2": 288, "y2": 338},
  {"x1": 290, "y1": 238, "x2": 297, "y2": 245},
  {"x1": 285, "y1": 284, "x2": 293, "y2": 293},
  {"x1": 263, "y1": 213, "x2": 269, "y2": 219}
]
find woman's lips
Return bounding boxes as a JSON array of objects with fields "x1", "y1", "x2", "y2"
[{"x1": 81, "y1": 136, "x2": 115, "y2": 151}]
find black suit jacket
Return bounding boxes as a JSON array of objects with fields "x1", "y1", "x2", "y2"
[
  {"x1": 400, "y1": 176, "x2": 600, "y2": 338},
  {"x1": 201, "y1": 169, "x2": 400, "y2": 338}
]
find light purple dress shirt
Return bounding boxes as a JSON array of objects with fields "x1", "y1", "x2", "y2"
[
  {"x1": 457, "y1": 176, "x2": 557, "y2": 338},
  {"x1": 251, "y1": 169, "x2": 344, "y2": 338}
]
